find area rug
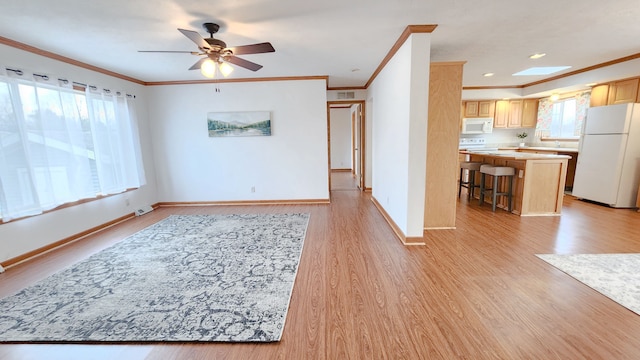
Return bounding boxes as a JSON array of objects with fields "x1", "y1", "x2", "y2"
[
  {"x1": 537, "y1": 253, "x2": 640, "y2": 315},
  {"x1": 0, "y1": 213, "x2": 310, "y2": 342}
]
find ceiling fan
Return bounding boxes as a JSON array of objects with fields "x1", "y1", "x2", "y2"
[{"x1": 139, "y1": 22, "x2": 275, "y2": 78}]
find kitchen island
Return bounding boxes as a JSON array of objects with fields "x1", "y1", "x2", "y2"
[
  {"x1": 461, "y1": 150, "x2": 571, "y2": 216},
  {"x1": 512, "y1": 147, "x2": 579, "y2": 190}
]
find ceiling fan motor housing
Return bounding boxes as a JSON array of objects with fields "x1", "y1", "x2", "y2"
[{"x1": 205, "y1": 38, "x2": 227, "y2": 50}]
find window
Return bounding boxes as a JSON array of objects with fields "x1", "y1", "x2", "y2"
[
  {"x1": 549, "y1": 98, "x2": 578, "y2": 138},
  {"x1": 0, "y1": 71, "x2": 145, "y2": 222},
  {"x1": 535, "y1": 91, "x2": 590, "y2": 140}
]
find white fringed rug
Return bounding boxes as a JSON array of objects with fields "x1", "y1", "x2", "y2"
[
  {"x1": 0, "y1": 213, "x2": 309, "y2": 342},
  {"x1": 537, "y1": 253, "x2": 640, "y2": 315}
]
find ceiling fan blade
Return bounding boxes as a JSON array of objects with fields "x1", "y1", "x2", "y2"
[
  {"x1": 225, "y1": 56, "x2": 263, "y2": 71},
  {"x1": 229, "y1": 42, "x2": 275, "y2": 55},
  {"x1": 189, "y1": 58, "x2": 208, "y2": 70},
  {"x1": 138, "y1": 50, "x2": 199, "y2": 54},
  {"x1": 178, "y1": 28, "x2": 210, "y2": 50}
]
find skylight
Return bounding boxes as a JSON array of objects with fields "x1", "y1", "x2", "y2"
[{"x1": 512, "y1": 66, "x2": 572, "y2": 76}]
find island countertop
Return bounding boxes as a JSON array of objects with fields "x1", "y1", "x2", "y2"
[{"x1": 460, "y1": 150, "x2": 572, "y2": 160}]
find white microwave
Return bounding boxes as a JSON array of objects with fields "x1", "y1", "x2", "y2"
[{"x1": 461, "y1": 117, "x2": 493, "y2": 134}]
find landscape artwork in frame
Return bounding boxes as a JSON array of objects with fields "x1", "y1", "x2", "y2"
[{"x1": 207, "y1": 111, "x2": 272, "y2": 137}]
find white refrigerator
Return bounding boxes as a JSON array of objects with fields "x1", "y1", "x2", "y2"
[{"x1": 572, "y1": 103, "x2": 640, "y2": 208}]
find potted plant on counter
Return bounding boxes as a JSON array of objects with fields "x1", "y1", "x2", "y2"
[{"x1": 517, "y1": 132, "x2": 528, "y2": 147}]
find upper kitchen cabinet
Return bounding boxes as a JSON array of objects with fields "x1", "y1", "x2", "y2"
[
  {"x1": 590, "y1": 77, "x2": 640, "y2": 107},
  {"x1": 494, "y1": 99, "x2": 538, "y2": 128},
  {"x1": 607, "y1": 78, "x2": 639, "y2": 105},
  {"x1": 521, "y1": 99, "x2": 538, "y2": 128},
  {"x1": 507, "y1": 100, "x2": 523, "y2": 127},
  {"x1": 494, "y1": 100, "x2": 528, "y2": 128},
  {"x1": 463, "y1": 100, "x2": 495, "y2": 118},
  {"x1": 589, "y1": 84, "x2": 610, "y2": 107},
  {"x1": 493, "y1": 100, "x2": 509, "y2": 128}
]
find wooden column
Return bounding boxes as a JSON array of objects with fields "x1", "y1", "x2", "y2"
[{"x1": 424, "y1": 62, "x2": 465, "y2": 229}]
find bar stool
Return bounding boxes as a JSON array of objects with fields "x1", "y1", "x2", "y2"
[
  {"x1": 459, "y1": 161, "x2": 482, "y2": 200},
  {"x1": 479, "y1": 164, "x2": 515, "y2": 212}
]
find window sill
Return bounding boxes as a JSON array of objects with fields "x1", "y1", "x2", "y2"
[
  {"x1": 0, "y1": 187, "x2": 139, "y2": 225},
  {"x1": 540, "y1": 137, "x2": 579, "y2": 142}
]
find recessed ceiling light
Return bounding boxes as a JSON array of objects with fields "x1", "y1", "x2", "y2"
[
  {"x1": 513, "y1": 66, "x2": 571, "y2": 76},
  {"x1": 483, "y1": 72, "x2": 494, "y2": 77},
  {"x1": 529, "y1": 53, "x2": 547, "y2": 59}
]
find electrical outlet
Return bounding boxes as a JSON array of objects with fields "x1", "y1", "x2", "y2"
[
  {"x1": 251, "y1": 186, "x2": 256, "y2": 193},
  {"x1": 125, "y1": 198, "x2": 130, "y2": 206}
]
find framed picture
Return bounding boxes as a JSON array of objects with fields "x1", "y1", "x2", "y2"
[{"x1": 207, "y1": 111, "x2": 271, "y2": 137}]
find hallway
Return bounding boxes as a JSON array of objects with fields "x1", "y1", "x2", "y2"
[{"x1": 330, "y1": 170, "x2": 358, "y2": 191}]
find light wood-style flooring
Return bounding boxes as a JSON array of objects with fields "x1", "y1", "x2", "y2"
[{"x1": 1, "y1": 171, "x2": 640, "y2": 359}]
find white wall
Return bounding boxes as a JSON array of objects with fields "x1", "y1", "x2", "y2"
[
  {"x1": 329, "y1": 108, "x2": 352, "y2": 170},
  {"x1": 0, "y1": 44, "x2": 157, "y2": 263},
  {"x1": 365, "y1": 98, "x2": 373, "y2": 189},
  {"x1": 368, "y1": 33, "x2": 431, "y2": 238},
  {"x1": 148, "y1": 79, "x2": 329, "y2": 202}
]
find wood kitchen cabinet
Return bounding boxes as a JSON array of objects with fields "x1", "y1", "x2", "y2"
[
  {"x1": 521, "y1": 99, "x2": 538, "y2": 128},
  {"x1": 463, "y1": 100, "x2": 495, "y2": 118},
  {"x1": 607, "y1": 78, "x2": 640, "y2": 105},
  {"x1": 517, "y1": 148, "x2": 577, "y2": 190},
  {"x1": 478, "y1": 101, "x2": 495, "y2": 117},
  {"x1": 464, "y1": 101, "x2": 479, "y2": 117},
  {"x1": 494, "y1": 99, "x2": 538, "y2": 128},
  {"x1": 507, "y1": 100, "x2": 523, "y2": 127},
  {"x1": 590, "y1": 84, "x2": 610, "y2": 107},
  {"x1": 493, "y1": 100, "x2": 509, "y2": 128},
  {"x1": 591, "y1": 78, "x2": 640, "y2": 108},
  {"x1": 494, "y1": 100, "x2": 526, "y2": 128}
]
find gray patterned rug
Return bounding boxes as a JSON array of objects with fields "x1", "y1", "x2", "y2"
[
  {"x1": 537, "y1": 253, "x2": 640, "y2": 315},
  {"x1": 0, "y1": 213, "x2": 310, "y2": 342}
]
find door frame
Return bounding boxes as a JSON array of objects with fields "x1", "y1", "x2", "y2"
[{"x1": 327, "y1": 100, "x2": 366, "y2": 191}]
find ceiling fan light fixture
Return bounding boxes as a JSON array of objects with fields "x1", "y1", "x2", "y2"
[
  {"x1": 219, "y1": 61, "x2": 234, "y2": 77},
  {"x1": 201, "y1": 59, "x2": 217, "y2": 78}
]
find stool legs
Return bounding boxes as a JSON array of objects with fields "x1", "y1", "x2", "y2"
[
  {"x1": 508, "y1": 175, "x2": 513, "y2": 212},
  {"x1": 468, "y1": 170, "x2": 476, "y2": 200},
  {"x1": 492, "y1": 174, "x2": 499, "y2": 212},
  {"x1": 458, "y1": 168, "x2": 464, "y2": 198},
  {"x1": 479, "y1": 173, "x2": 486, "y2": 205},
  {"x1": 479, "y1": 173, "x2": 514, "y2": 213},
  {"x1": 459, "y1": 168, "x2": 479, "y2": 199}
]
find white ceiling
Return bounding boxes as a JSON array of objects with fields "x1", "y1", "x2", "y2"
[{"x1": 1, "y1": 0, "x2": 639, "y2": 89}]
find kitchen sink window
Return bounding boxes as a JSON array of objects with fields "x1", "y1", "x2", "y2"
[{"x1": 536, "y1": 91, "x2": 590, "y2": 140}]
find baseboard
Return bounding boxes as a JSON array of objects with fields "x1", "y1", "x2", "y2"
[
  {"x1": 331, "y1": 169, "x2": 352, "y2": 172},
  {"x1": 370, "y1": 196, "x2": 425, "y2": 245}
]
